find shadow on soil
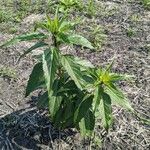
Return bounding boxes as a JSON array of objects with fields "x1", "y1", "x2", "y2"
[{"x1": 0, "y1": 97, "x2": 76, "y2": 150}]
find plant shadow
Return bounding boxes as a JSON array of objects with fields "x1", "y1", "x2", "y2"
[{"x1": 0, "y1": 96, "x2": 76, "y2": 150}]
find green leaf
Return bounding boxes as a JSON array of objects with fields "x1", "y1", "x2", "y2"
[
  {"x1": 109, "y1": 73, "x2": 134, "y2": 82},
  {"x1": 42, "y1": 48, "x2": 59, "y2": 93},
  {"x1": 61, "y1": 55, "x2": 84, "y2": 90},
  {"x1": 57, "y1": 79, "x2": 79, "y2": 95},
  {"x1": 74, "y1": 57, "x2": 94, "y2": 69},
  {"x1": 74, "y1": 95, "x2": 93, "y2": 124},
  {"x1": 34, "y1": 22, "x2": 49, "y2": 32},
  {"x1": 25, "y1": 63, "x2": 45, "y2": 97},
  {"x1": 105, "y1": 83, "x2": 134, "y2": 112},
  {"x1": 58, "y1": 21, "x2": 76, "y2": 33},
  {"x1": 49, "y1": 79, "x2": 63, "y2": 119},
  {"x1": 105, "y1": 58, "x2": 115, "y2": 72},
  {"x1": 19, "y1": 41, "x2": 48, "y2": 61},
  {"x1": 0, "y1": 33, "x2": 47, "y2": 48},
  {"x1": 99, "y1": 92, "x2": 112, "y2": 131},
  {"x1": 37, "y1": 91, "x2": 49, "y2": 108},
  {"x1": 93, "y1": 86, "x2": 103, "y2": 114},
  {"x1": 79, "y1": 110, "x2": 95, "y2": 137},
  {"x1": 58, "y1": 33, "x2": 94, "y2": 49},
  {"x1": 49, "y1": 93, "x2": 63, "y2": 119},
  {"x1": 54, "y1": 100, "x2": 75, "y2": 129},
  {"x1": 42, "y1": 48, "x2": 61, "y2": 120}
]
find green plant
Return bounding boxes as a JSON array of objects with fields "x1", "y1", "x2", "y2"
[
  {"x1": 0, "y1": 9, "x2": 134, "y2": 139},
  {"x1": 0, "y1": 66, "x2": 17, "y2": 79},
  {"x1": 126, "y1": 27, "x2": 136, "y2": 38},
  {"x1": 0, "y1": 8, "x2": 13, "y2": 23},
  {"x1": 142, "y1": 0, "x2": 150, "y2": 9},
  {"x1": 130, "y1": 14, "x2": 141, "y2": 22},
  {"x1": 89, "y1": 25, "x2": 107, "y2": 50},
  {"x1": 59, "y1": 0, "x2": 83, "y2": 12},
  {"x1": 87, "y1": 0, "x2": 95, "y2": 17}
]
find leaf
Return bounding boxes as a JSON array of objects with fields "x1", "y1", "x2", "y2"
[
  {"x1": 79, "y1": 110, "x2": 95, "y2": 137},
  {"x1": 53, "y1": 10, "x2": 59, "y2": 33},
  {"x1": 49, "y1": 79, "x2": 63, "y2": 119},
  {"x1": 54, "y1": 100, "x2": 75, "y2": 129},
  {"x1": 34, "y1": 22, "x2": 49, "y2": 32},
  {"x1": 57, "y1": 79, "x2": 79, "y2": 95},
  {"x1": 37, "y1": 91, "x2": 49, "y2": 108},
  {"x1": 99, "y1": 92, "x2": 112, "y2": 131},
  {"x1": 93, "y1": 86, "x2": 103, "y2": 113},
  {"x1": 0, "y1": 33, "x2": 47, "y2": 48},
  {"x1": 50, "y1": 78, "x2": 78, "y2": 128},
  {"x1": 58, "y1": 33, "x2": 94, "y2": 49},
  {"x1": 19, "y1": 41, "x2": 48, "y2": 61},
  {"x1": 105, "y1": 58, "x2": 115, "y2": 72},
  {"x1": 43, "y1": 48, "x2": 60, "y2": 119},
  {"x1": 25, "y1": 63, "x2": 45, "y2": 97},
  {"x1": 49, "y1": 94, "x2": 63, "y2": 119},
  {"x1": 74, "y1": 95, "x2": 93, "y2": 124},
  {"x1": 74, "y1": 57, "x2": 94, "y2": 69},
  {"x1": 59, "y1": 21, "x2": 76, "y2": 33},
  {"x1": 109, "y1": 73, "x2": 134, "y2": 82},
  {"x1": 46, "y1": 14, "x2": 56, "y2": 33},
  {"x1": 105, "y1": 83, "x2": 134, "y2": 112},
  {"x1": 42, "y1": 48, "x2": 59, "y2": 93},
  {"x1": 61, "y1": 55, "x2": 84, "y2": 90}
]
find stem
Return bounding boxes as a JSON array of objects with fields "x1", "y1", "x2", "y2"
[
  {"x1": 52, "y1": 34, "x2": 58, "y2": 49},
  {"x1": 52, "y1": 34, "x2": 63, "y2": 78}
]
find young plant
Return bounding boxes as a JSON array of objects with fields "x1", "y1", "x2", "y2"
[
  {"x1": 0, "y1": 66, "x2": 17, "y2": 79},
  {"x1": 126, "y1": 27, "x2": 136, "y2": 38},
  {"x1": 0, "y1": 9, "x2": 134, "y2": 139},
  {"x1": 59, "y1": 0, "x2": 83, "y2": 12},
  {"x1": 87, "y1": 0, "x2": 96, "y2": 17},
  {"x1": 0, "y1": 8, "x2": 13, "y2": 23},
  {"x1": 141, "y1": 0, "x2": 150, "y2": 9},
  {"x1": 89, "y1": 25, "x2": 107, "y2": 51}
]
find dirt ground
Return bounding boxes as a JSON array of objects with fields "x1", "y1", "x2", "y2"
[{"x1": 0, "y1": 0, "x2": 150, "y2": 149}]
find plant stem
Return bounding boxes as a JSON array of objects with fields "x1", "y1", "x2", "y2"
[{"x1": 52, "y1": 34, "x2": 58, "y2": 48}]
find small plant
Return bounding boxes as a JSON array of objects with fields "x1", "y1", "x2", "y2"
[
  {"x1": 87, "y1": 0, "x2": 96, "y2": 17},
  {"x1": 142, "y1": 0, "x2": 150, "y2": 9},
  {"x1": 59, "y1": 0, "x2": 83, "y2": 12},
  {"x1": 0, "y1": 8, "x2": 13, "y2": 23},
  {"x1": 126, "y1": 27, "x2": 136, "y2": 38},
  {"x1": 130, "y1": 14, "x2": 141, "y2": 22},
  {"x1": 0, "y1": 66, "x2": 17, "y2": 79},
  {"x1": 89, "y1": 25, "x2": 107, "y2": 50},
  {"x1": 0, "y1": 9, "x2": 134, "y2": 140}
]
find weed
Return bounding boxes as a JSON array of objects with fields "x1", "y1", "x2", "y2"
[
  {"x1": 141, "y1": 0, "x2": 150, "y2": 9},
  {"x1": 1, "y1": 8, "x2": 135, "y2": 143},
  {"x1": 0, "y1": 8, "x2": 13, "y2": 23},
  {"x1": 87, "y1": 0, "x2": 96, "y2": 17},
  {"x1": 0, "y1": 66, "x2": 17, "y2": 79},
  {"x1": 126, "y1": 27, "x2": 136, "y2": 38},
  {"x1": 0, "y1": 22, "x2": 18, "y2": 34},
  {"x1": 59, "y1": 0, "x2": 83, "y2": 13},
  {"x1": 94, "y1": 2, "x2": 119, "y2": 18},
  {"x1": 89, "y1": 25, "x2": 107, "y2": 51},
  {"x1": 130, "y1": 14, "x2": 141, "y2": 22}
]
